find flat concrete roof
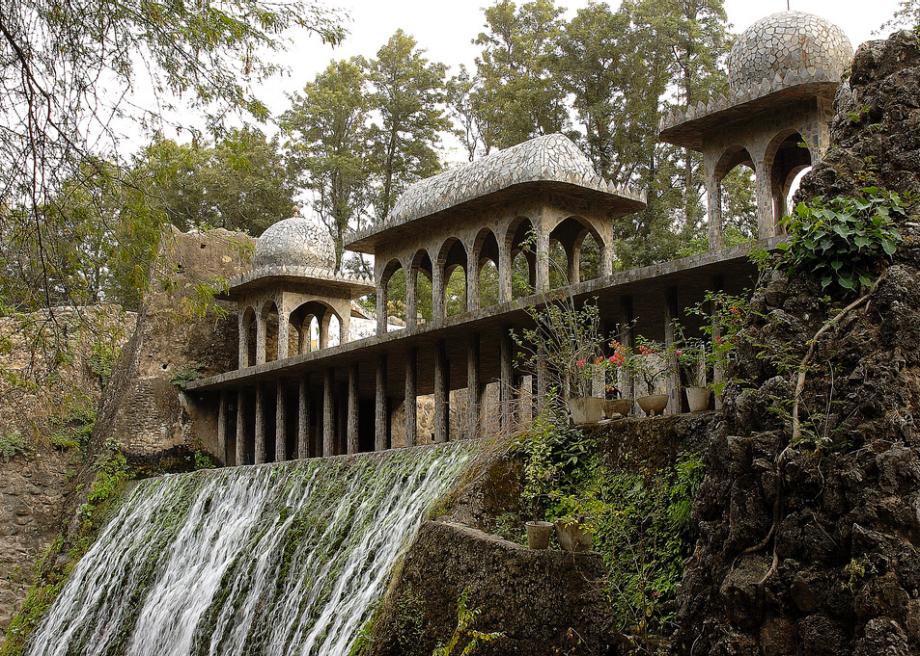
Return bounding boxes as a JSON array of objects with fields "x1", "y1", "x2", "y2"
[
  {"x1": 224, "y1": 265, "x2": 374, "y2": 299},
  {"x1": 186, "y1": 238, "x2": 782, "y2": 399}
]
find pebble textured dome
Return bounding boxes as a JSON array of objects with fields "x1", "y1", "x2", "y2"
[
  {"x1": 728, "y1": 11, "x2": 853, "y2": 91},
  {"x1": 254, "y1": 218, "x2": 336, "y2": 270}
]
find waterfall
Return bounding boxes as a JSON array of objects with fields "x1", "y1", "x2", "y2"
[{"x1": 26, "y1": 443, "x2": 475, "y2": 656}]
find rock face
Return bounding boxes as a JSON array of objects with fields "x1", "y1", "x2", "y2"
[
  {"x1": 672, "y1": 31, "x2": 920, "y2": 655},
  {"x1": 94, "y1": 226, "x2": 251, "y2": 462}
]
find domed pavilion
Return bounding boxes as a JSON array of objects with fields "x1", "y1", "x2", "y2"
[{"x1": 659, "y1": 10, "x2": 853, "y2": 245}]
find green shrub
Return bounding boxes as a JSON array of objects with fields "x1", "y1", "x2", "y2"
[
  {"x1": 779, "y1": 187, "x2": 907, "y2": 294},
  {"x1": 0, "y1": 431, "x2": 31, "y2": 462}
]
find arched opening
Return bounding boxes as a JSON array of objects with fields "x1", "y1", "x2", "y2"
[
  {"x1": 507, "y1": 218, "x2": 536, "y2": 299},
  {"x1": 766, "y1": 131, "x2": 812, "y2": 228},
  {"x1": 436, "y1": 238, "x2": 467, "y2": 318},
  {"x1": 242, "y1": 306, "x2": 257, "y2": 367},
  {"x1": 472, "y1": 228, "x2": 500, "y2": 309},
  {"x1": 289, "y1": 300, "x2": 340, "y2": 351},
  {"x1": 410, "y1": 250, "x2": 434, "y2": 325},
  {"x1": 380, "y1": 259, "x2": 406, "y2": 332},
  {"x1": 327, "y1": 314, "x2": 341, "y2": 347},
  {"x1": 261, "y1": 301, "x2": 280, "y2": 362},
  {"x1": 714, "y1": 145, "x2": 758, "y2": 241},
  {"x1": 549, "y1": 216, "x2": 605, "y2": 285}
]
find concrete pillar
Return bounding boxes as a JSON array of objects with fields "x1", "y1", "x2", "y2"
[
  {"x1": 467, "y1": 334, "x2": 481, "y2": 438},
  {"x1": 254, "y1": 384, "x2": 266, "y2": 464},
  {"x1": 432, "y1": 266, "x2": 445, "y2": 322},
  {"x1": 255, "y1": 313, "x2": 267, "y2": 365},
  {"x1": 434, "y1": 342, "x2": 449, "y2": 443},
  {"x1": 337, "y1": 382, "x2": 348, "y2": 455},
  {"x1": 599, "y1": 224, "x2": 614, "y2": 277},
  {"x1": 375, "y1": 354, "x2": 388, "y2": 451},
  {"x1": 323, "y1": 369, "x2": 334, "y2": 457},
  {"x1": 319, "y1": 313, "x2": 331, "y2": 349},
  {"x1": 711, "y1": 275, "x2": 725, "y2": 411},
  {"x1": 498, "y1": 245, "x2": 512, "y2": 303},
  {"x1": 499, "y1": 329, "x2": 514, "y2": 433},
  {"x1": 619, "y1": 296, "x2": 635, "y2": 407},
  {"x1": 277, "y1": 309, "x2": 290, "y2": 360},
  {"x1": 235, "y1": 390, "x2": 247, "y2": 466},
  {"x1": 406, "y1": 268, "x2": 418, "y2": 331},
  {"x1": 217, "y1": 391, "x2": 228, "y2": 465},
  {"x1": 376, "y1": 284, "x2": 388, "y2": 335},
  {"x1": 566, "y1": 241, "x2": 581, "y2": 285},
  {"x1": 535, "y1": 231, "x2": 550, "y2": 292},
  {"x1": 340, "y1": 311, "x2": 351, "y2": 346},
  {"x1": 754, "y1": 159, "x2": 775, "y2": 240},
  {"x1": 707, "y1": 176, "x2": 723, "y2": 250},
  {"x1": 405, "y1": 347, "x2": 418, "y2": 447},
  {"x1": 275, "y1": 383, "x2": 286, "y2": 462},
  {"x1": 467, "y1": 261, "x2": 480, "y2": 312},
  {"x1": 297, "y1": 378, "x2": 309, "y2": 459},
  {"x1": 238, "y1": 312, "x2": 250, "y2": 368},
  {"x1": 347, "y1": 364, "x2": 359, "y2": 454},
  {"x1": 664, "y1": 287, "x2": 682, "y2": 415}
]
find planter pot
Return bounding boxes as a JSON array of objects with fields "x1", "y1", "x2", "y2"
[
  {"x1": 526, "y1": 521, "x2": 554, "y2": 550},
  {"x1": 636, "y1": 393, "x2": 669, "y2": 417},
  {"x1": 555, "y1": 521, "x2": 593, "y2": 553},
  {"x1": 685, "y1": 386, "x2": 712, "y2": 413},
  {"x1": 604, "y1": 398, "x2": 633, "y2": 418},
  {"x1": 567, "y1": 397, "x2": 605, "y2": 425}
]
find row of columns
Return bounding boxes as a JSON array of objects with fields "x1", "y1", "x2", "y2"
[{"x1": 239, "y1": 306, "x2": 350, "y2": 369}]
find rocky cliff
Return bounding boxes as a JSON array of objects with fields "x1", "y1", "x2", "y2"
[{"x1": 672, "y1": 30, "x2": 920, "y2": 655}]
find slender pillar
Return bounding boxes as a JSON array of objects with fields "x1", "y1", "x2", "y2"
[
  {"x1": 235, "y1": 390, "x2": 247, "y2": 466},
  {"x1": 275, "y1": 383, "x2": 287, "y2": 462},
  {"x1": 755, "y1": 159, "x2": 775, "y2": 240},
  {"x1": 619, "y1": 296, "x2": 635, "y2": 406},
  {"x1": 499, "y1": 329, "x2": 514, "y2": 433},
  {"x1": 535, "y1": 231, "x2": 550, "y2": 293},
  {"x1": 375, "y1": 354, "x2": 388, "y2": 451},
  {"x1": 337, "y1": 382, "x2": 348, "y2": 455},
  {"x1": 405, "y1": 347, "x2": 418, "y2": 447},
  {"x1": 406, "y1": 268, "x2": 418, "y2": 330},
  {"x1": 277, "y1": 309, "x2": 290, "y2": 360},
  {"x1": 566, "y1": 241, "x2": 581, "y2": 285},
  {"x1": 255, "y1": 313, "x2": 267, "y2": 365},
  {"x1": 664, "y1": 287, "x2": 682, "y2": 415},
  {"x1": 434, "y1": 342, "x2": 449, "y2": 443},
  {"x1": 376, "y1": 284, "x2": 388, "y2": 335},
  {"x1": 432, "y1": 266, "x2": 445, "y2": 322},
  {"x1": 297, "y1": 378, "x2": 309, "y2": 458},
  {"x1": 347, "y1": 364, "x2": 360, "y2": 454},
  {"x1": 467, "y1": 262, "x2": 480, "y2": 312},
  {"x1": 217, "y1": 391, "x2": 228, "y2": 465},
  {"x1": 498, "y1": 246, "x2": 512, "y2": 303},
  {"x1": 711, "y1": 275, "x2": 725, "y2": 411},
  {"x1": 238, "y1": 313, "x2": 250, "y2": 368},
  {"x1": 599, "y1": 225, "x2": 614, "y2": 277},
  {"x1": 319, "y1": 313, "x2": 332, "y2": 349},
  {"x1": 323, "y1": 369, "x2": 334, "y2": 457},
  {"x1": 467, "y1": 334, "x2": 481, "y2": 438},
  {"x1": 340, "y1": 311, "x2": 351, "y2": 345},
  {"x1": 254, "y1": 384, "x2": 266, "y2": 464},
  {"x1": 707, "y1": 176, "x2": 724, "y2": 250}
]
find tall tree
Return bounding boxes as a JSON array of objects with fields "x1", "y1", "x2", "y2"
[
  {"x1": 282, "y1": 59, "x2": 371, "y2": 267},
  {"x1": 366, "y1": 30, "x2": 449, "y2": 222},
  {"x1": 446, "y1": 65, "x2": 494, "y2": 162},
  {"x1": 473, "y1": 0, "x2": 568, "y2": 148},
  {"x1": 882, "y1": 0, "x2": 920, "y2": 30}
]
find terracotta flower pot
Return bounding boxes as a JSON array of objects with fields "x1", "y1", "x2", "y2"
[
  {"x1": 604, "y1": 398, "x2": 633, "y2": 418},
  {"x1": 636, "y1": 393, "x2": 669, "y2": 416},
  {"x1": 555, "y1": 521, "x2": 593, "y2": 553},
  {"x1": 685, "y1": 386, "x2": 712, "y2": 413},
  {"x1": 526, "y1": 521, "x2": 554, "y2": 550},
  {"x1": 567, "y1": 397, "x2": 605, "y2": 425}
]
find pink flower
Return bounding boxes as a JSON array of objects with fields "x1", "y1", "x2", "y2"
[{"x1": 576, "y1": 359, "x2": 586, "y2": 368}]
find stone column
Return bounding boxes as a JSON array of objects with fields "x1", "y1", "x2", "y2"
[
  {"x1": 375, "y1": 354, "x2": 388, "y2": 451},
  {"x1": 432, "y1": 266, "x2": 445, "y2": 322},
  {"x1": 434, "y1": 342, "x2": 449, "y2": 443},
  {"x1": 337, "y1": 382, "x2": 348, "y2": 455},
  {"x1": 707, "y1": 176, "x2": 723, "y2": 250},
  {"x1": 297, "y1": 378, "x2": 309, "y2": 459},
  {"x1": 238, "y1": 312, "x2": 250, "y2": 368},
  {"x1": 340, "y1": 311, "x2": 351, "y2": 346},
  {"x1": 535, "y1": 231, "x2": 550, "y2": 293},
  {"x1": 664, "y1": 287, "x2": 682, "y2": 415},
  {"x1": 405, "y1": 347, "x2": 418, "y2": 447},
  {"x1": 406, "y1": 268, "x2": 418, "y2": 331},
  {"x1": 323, "y1": 369, "x2": 334, "y2": 457},
  {"x1": 619, "y1": 296, "x2": 635, "y2": 405},
  {"x1": 255, "y1": 312, "x2": 267, "y2": 365},
  {"x1": 277, "y1": 307, "x2": 290, "y2": 360},
  {"x1": 599, "y1": 224, "x2": 614, "y2": 277},
  {"x1": 347, "y1": 364, "x2": 359, "y2": 454},
  {"x1": 754, "y1": 159, "x2": 775, "y2": 240},
  {"x1": 319, "y1": 313, "x2": 332, "y2": 349},
  {"x1": 499, "y1": 329, "x2": 514, "y2": 433},
  {"x1": 376, "y1": 284, "x2": 388, "y2": 335},
  {"x1": 216, "y1": 391, "x2": 227, "y2": 465},
  {"x1": 467, "y1": 334, "x2": 481, "y2": 438},
  {"x1": 566, "y1": 240, "x2": 581, "y2": 285},
  {"x1": 235, "y1": 389, "x2": 247, "y2": 466},
  {"x1": 467, "y1": 261, "x2": 480, "y2": 312},
  {"x1": 254, "y1": 384, "x2": 266, "y2": 464},
  {"x1": 275, "y1": 383, "x2": 286, "y2": 462},
  {"x1": 498, "y1": 246, "x2": 512, "y2": 304}
]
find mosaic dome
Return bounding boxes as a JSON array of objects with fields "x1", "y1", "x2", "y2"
[
  {"x1": 253, "y1": 218, "x2": 336, "y2": 270},
  {"x1": 728, "y1": 11, "x2": 853, "y2": 91}
]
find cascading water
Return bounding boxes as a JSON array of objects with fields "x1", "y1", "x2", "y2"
[{"x1": 26, "y1": 443, "x2": 475, "y2": 656}]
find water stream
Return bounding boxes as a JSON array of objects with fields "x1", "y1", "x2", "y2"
[{"x1": 25, "y1": 443, "x2": 475, "y2": 656}]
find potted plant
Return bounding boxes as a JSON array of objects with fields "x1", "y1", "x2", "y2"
[
  {"x1": 552, "y1": 495, "x2": 595, "y2": 553},
  {"x1": 568, "y1": 356, "x2": 606, "y2": 425},
  {"x1": 626, "y1": 336, "x2": 673, "y2": 416},
  {"x1": 603, "y1": 342, "x2": 633, "y2": 417},
  {"x1": 677, "y1": 336, "x2": 711, "y2": 413},
  {"x1": 526, "y1": 520, "x2": 554, "y2": 550}
]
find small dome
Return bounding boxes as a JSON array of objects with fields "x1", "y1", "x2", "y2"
[
  {"x1": 728, "y1": 11, "x2": 853, "y2": 91},
  {"x1": 253, "y1": 218, "x2": 336, "y2": 270}
]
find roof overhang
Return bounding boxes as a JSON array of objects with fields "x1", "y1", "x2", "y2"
[{"x1": 224, "y1": 266, "x2": 374, "y2": 299}]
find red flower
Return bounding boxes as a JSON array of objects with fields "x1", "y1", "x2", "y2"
[
  {"x1": 675, "y1": 349, "x2": 683, "y2": 357},
  {"x1": 594, "y1": 356, "x2": 604, "y2": 366},
  {"x1": 576, "y1": 358, "x2": 587, "y2": 368}
]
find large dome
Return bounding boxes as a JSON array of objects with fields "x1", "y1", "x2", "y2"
[
  {"x1": 728, "y1": 11, "x2": 853, "y2": 91},
  {"x1": 253, "y1": 217, "x2": 336, "y2": 270}
]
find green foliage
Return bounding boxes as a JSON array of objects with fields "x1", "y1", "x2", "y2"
[
  {"x1": 194, "y1": 451, "x2": 217, "y2": 470},
  {"x1": 49, "y1": 396, "x2": 96, "y2": 452},
  {"x1": 88, "y1": 339, "x2": 119, "y2": 387},
  {"x1": 778, "y1": 187, "x2": 907, "y2": 294},
  {"x1": 0, "y1": 431, "x2": 32, "y2": 463},
  {"x1": 170, "y1": 365, "x2": 202, "y2": 388},
  {"x1": 432, "y1": 588, "x2": 505, "y2": 656}
]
